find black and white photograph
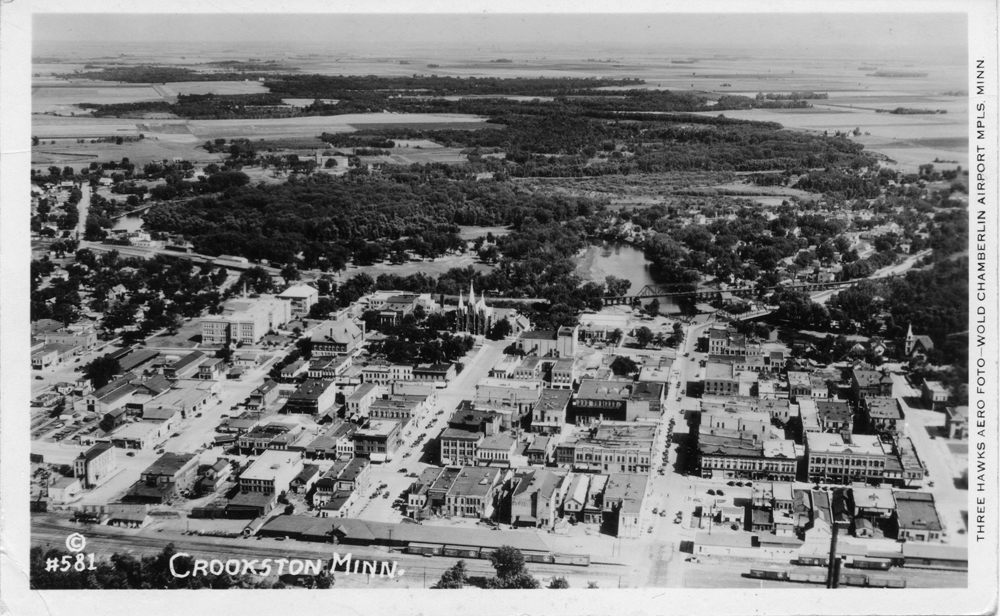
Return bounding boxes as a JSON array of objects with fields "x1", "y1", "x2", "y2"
[{"x1": 1, "y1": 1, "x2": 996, "y2": 614}]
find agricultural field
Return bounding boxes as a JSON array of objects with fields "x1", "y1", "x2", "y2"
[
  {"x1": 33, "y1": 83, "x2": 164, "y2": 114},
  {"x1": 158, "y1": 80, "x2": 271, "y2": 97},
  {"x1": 32, "y1": 112, "x2": 489, "y2": 167}
]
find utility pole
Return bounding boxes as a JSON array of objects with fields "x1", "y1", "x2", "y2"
[{"x1": 826, "y1": 521, "x2": 840, "y2": 589}]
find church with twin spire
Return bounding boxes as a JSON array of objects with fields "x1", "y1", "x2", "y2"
[{"x1": 454, "y1": 281, "x2": 495, "y2": 336}]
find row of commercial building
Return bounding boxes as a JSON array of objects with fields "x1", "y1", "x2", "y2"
[{"x1": 405, "y1": 465, "x2": 650, "y2": 538}]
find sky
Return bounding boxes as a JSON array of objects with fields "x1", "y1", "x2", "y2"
[{"x1": 34, "y1": 13, "x2": 967, "y2": 61}]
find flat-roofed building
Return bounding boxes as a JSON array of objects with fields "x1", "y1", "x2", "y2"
[
  {"x1": 816, "y1": 400, "x2": 853, "y2": 433},
  {"x1": 201, "y1": 296, "x2": 290, "y2": 345},
  {"x1": 638, "y1": 357, "x2": 673, "y2": 385},
  {"x1": 851, "y1": 368, "x2": 893, "y2": 402},
  {"x1": 550, "y1": 357, "x2": 577, "y2": 389},
  {"x1": 704, "y1": 361, "x2": 739, "y2": 396},
  {"x1": 31, "y1": 342, "x2": 76, "y2": 370},
  {"x1": 284, "y1": 379, "x2": 337, "y2": 415},
  {"x1": 603, "y1": 473, "x2": 649, "y2": 538},
  {"x1": 578, "y1": 312, "x2": 629, "y2": 342},
  {"x1": 945, "y1": 406, "x2": 968, "y2": 440},
  {"x1": 352, "y1": 419, "x2": 402, "y2": 460},
  {"x1": 861, "y1": 397, "x2": 903, "y2": 435},
  {"x1": 893, "y1": 491, "x2": 945, "y2": 542},
  {"x1": 526, "y1": 434, "x2": 556, "y2": 465},
  {"x1": 515, "y1": 325, "x2": 578, "y2": 358},
  {"x1": 308, "y1": 355, "x2": 352, "y2": 379},
  {"x1": 787, "y1": 371, "x2": 811, "y2": 401},
  {"x1": 439, "y1": 428, "x2": 483, "y2": 466},
  {"x1": 751, "y1": 481, "x2": 796, "y2": 511},
  {"x1": 276, "y1": 284, "x2": 319, "y2": 318},
  {"x1": 313, "y1": 458, "x2": 371, "y2": 508},
  {"x1": 305, "y1": 422, "x2": 359, "y2": 460},
  {"x1": 514, "y1": 356, "x2": 543, "y2": 380},
  {"x1": 703, "y1": 409, "x2": 772, "y2": 441},
  {"x1": 489, "y1": 354, "x2": 520, "y2": 379},
  {"x1": 239, "y1": 450, "x2": 304, "y2": 494},
  {"x1": 805, "y1": 432, "x2": 887, "y2": 485},
  {"x1": 571, "y1": 379, "x2": 629, "y2": 424},
  {"x1": 883, "y1": 436, "x2": 924, "y2": 488},
  {"x1": 477, "y1": 433, "x2": 517, "y2": 467},
  {"x1": 474, "y1": 378, "x2": 542, "y2": 428},
  {"x1": 556, "y1": 421, "x2": 657, "y2": 474},
  {"x1": 346, "y1": 382, "x2": 380, "y2": 419},
  {"x1": 412, "y1": 362, "x2": 456, "y2": 383},
  {"x1": 531, "y1": 388, "x2": 572, "y2": 434},
  {"x1": 369, "y1": 395, "x2": 426, "y2": 422},
  {"x1": 118, "y1": 453, "x2": 199, "y2": 504},
  {"x1": 798, "y1": 398, "x2": 822, "y2": 435},
  {"x1": 408, "y1": 466, "x2": 503, "y2": 520},
  {"x1": 106, "y1": 421, "x2": 164, "y2": 450},
  {"x1": 697, "y1": 427, "x2": 797, "y2": 482},
  {"x1": 921, "y1": 380, "x2": 949, "y2": 408},
  {"x1": 757, "y1": 399, "x2": 793, "y2": 423},
  {"x1": 851, "y1": 486, "x2": 896, "y2": 519},
  {"x1": 73, "y1": 443, "x2": 117, "y2": 489}
]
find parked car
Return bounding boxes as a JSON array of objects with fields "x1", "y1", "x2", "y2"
[{"x1": 126, "y1": 452, "x2": 135, "y2": 457}]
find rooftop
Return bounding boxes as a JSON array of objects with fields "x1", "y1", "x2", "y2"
[
  {"x1": 143, "y1": 452, "x2": 197, "y2": 478},
  {"x1": 865, "y1": 397, "x2": 902, "y2": 419},
  {"x1": 894, "y1": 491, "x2": 943, "y2": 531},
  {"x1": 806, "y1": 432, "x2": 886, "y2": 457},
  {"x1": 576, "y1": 380, "x2": 632, "y2": 401}
]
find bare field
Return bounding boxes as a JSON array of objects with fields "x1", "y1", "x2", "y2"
[
  {"x1": 31, "y1": 138, "x2": 225, "y2": 169},
  {"x1": 160, "y1": 81, "x2": 271, "y2": 96}
]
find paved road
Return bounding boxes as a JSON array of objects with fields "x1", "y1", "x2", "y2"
[
  {"x1": 353, "y1": 338, "x2": 508, "y2": 523},
  {"x1": 897, "y1": 399, "x2": 970, "y2": 541},
  {"x1": 810, "y1": 250, "x2": 932, "y2": 305}
]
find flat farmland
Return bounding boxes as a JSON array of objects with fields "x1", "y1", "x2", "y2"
[
  {"x1": 32, "y1": 112, "x2": 489, "y2": 166},
  {"x1": 182, "y1": 113, "x2": 488, "y2": 140},
  {"x1": 690, "y1": 105, "x2": 968, "y2": 173},
  {"x1": 32, "y1": 83, "x2": 164, "y2": 114},
  {"x1": 158, "y1": 80, "x2": 271, "y2": 97}
]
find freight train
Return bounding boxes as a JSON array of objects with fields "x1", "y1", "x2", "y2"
[
  {"x1": 747, "y1": 568, "x2": 906, "y2": 587},
  {"x1": 401, "y1": 543, "x2": 590, "y2": 566}
]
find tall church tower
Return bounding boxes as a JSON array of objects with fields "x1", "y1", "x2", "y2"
[{"x1": 904, "y1": 323, "x2": 914, "y2": 355}]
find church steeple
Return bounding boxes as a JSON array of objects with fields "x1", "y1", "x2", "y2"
[
  {"x1": 457, "y1": 290, "x2": 464, "y2": 310},
  {"x1": 469, "y1": 281, "x2": 475, "y2": 307}
]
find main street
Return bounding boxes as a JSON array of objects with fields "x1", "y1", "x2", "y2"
[{"x1": 354, "y1": 337, "x2": 508, "y2": 522}]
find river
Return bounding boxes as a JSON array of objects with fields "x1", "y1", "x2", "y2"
[
  {"x1": 574, "y1": 242, "x2": 682, "y2": 314},
  {"x1": 112, "y1": 212, "x2": 145, "y2": 233}
]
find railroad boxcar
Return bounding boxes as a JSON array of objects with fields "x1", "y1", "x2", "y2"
[
  {"x1": 523, "y1": 550, "x2": 554, "y2": 564},
  {"x1": 795, "y1": 556, "x2": 829, "y2": 567},
  {"x1": 849, "y1": 557, "x2": 892, "y2": 571},
  {"x1": 840, "y1": 573, "x2": 869, "y2": 587},
  {"x1": 749, "y1": 568, "x2": 789, "y2": 581},
  {"x1": 552, "y1": 553, "x2": 590, "y2": 567},
  {"x1": 787, "y1": 571, "x2": 827, "y2": 584}
]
